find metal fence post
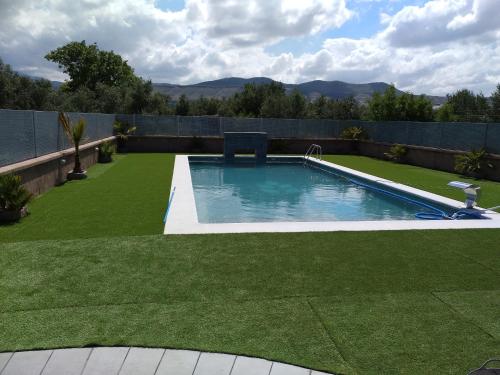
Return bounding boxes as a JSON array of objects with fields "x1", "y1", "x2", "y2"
[{"x1": 32, "y1": 111, "x2": 37, "y2": 158}]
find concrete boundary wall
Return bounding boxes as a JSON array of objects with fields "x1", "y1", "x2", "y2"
[
  {"x1": 0, "y1": 137, "x2": 115, "y2": 195},
  {"x1": 116, "y1": 114, "x2": 500, "y2": 155},
  {"x1": 126, "y1": 136, "x2": 500, "y2": 182}
]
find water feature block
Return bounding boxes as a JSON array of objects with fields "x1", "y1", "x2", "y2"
[{"x1": 224, "y1": 132, "x2": 267, "y2": 163}]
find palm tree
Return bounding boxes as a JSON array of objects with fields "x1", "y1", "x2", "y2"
[{"x1": 58, "y1": 112, "x2": 86, "y2": 175}]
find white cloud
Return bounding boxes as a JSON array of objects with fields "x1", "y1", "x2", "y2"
[{"x1": 0, "y1": 0, "x2": 499, "y2": 95}]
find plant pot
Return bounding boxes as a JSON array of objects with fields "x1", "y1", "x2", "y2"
[
  {"x1": 67, "y1": 170, "x2": 87, "y2": 180},
  {"x1": 117, "y1": 139, "x2": 128, "y2": 153},
  {"x1": 98, "y1": 154, "x2": 113, "y2": 163},
  {"x1": 0, "y1": 206, "x2": 28, "y2": 223}
]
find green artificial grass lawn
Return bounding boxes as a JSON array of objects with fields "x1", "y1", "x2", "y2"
[
  {"x1": 1, "y1": 153, "x2": 499, "y2": 374},
  {"x1": 324, "y1": 155, "x2": 500, "y2": 209},
  {"x1": 0, "y1": 153, "x2": 173, "y2": 242}
]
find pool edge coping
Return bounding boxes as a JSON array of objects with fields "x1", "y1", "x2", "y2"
[{"x1": 164, "y1": 155, "x2": 500, "y2": 234}]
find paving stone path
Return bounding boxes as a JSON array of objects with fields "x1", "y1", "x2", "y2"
[{"x1": 0, "y1": 347, "x2": 333, "y2": 375}]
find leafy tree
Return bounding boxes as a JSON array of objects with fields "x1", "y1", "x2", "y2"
[
  {"x1": 307, "y1": 95, "x2": 329, "y2": 119},
  {"x1": 491, "y1": 84, "x2": 500, "y2": 122},
  {"x1": 128, "y1": 80, "x2": 153, "y2": 114},
  {"x1": 286, "y1": 89, "x2": 306, "y2": 118},
  {"x1": 330, "y1": 96, "x2": 362, "y2": 120},
  {"x1": 434, "y1": 102, "x2": 456, "y2": 122},
  {"x1": 366, "y1": 85, "x2": 433, "y2": 121},
  {"x1": 446, "y1": 89, "x2": 490, "y2": 122},
  {"x1": 147, "y1": 92, "x2": 172, "y2": 115},
  {"x1": 45, "y1": 41, "x2": 136, "y2": 91},
  {"x1": 189, "y1": 96, "x2": 221, "y2": 116},
  {"x1": 260, "y1": 95, "x2": 288, "y2": 118},
  {"x1": 0, "y1": 57, "x2": 54, "y2": 110},
  {"x1": 176, "y1": 94, "x2": 190, "y2": 116}
]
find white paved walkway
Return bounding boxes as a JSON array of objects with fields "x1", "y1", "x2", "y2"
[{"x1": 0, "y1": 347, "x2": 333, "y2": 375}]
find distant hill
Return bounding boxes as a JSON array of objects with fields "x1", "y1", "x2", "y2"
[
  {"x1": 152, "y1": 77, "x2": 447, "y2": 105},
  {"x1": 44, "y1": 76, "x2": 446, "y2": 105}
]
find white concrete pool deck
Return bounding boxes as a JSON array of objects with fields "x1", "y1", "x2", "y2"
[
  {"x1": 164, "y1": 155, "x2": 500, "y2": 235},
  {"x1": 0, "y1": 347, "x2": 331, "y2": 375}
]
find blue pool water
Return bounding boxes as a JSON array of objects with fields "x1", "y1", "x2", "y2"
[{"x1": 189, "y1": 161, "x2": 454, "y2": 223}]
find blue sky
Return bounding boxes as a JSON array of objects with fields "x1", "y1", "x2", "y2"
[
  {"x1": 1, "y1": 0, "x2": 499, "y2": 95},
  {"x1": 155, "y1": 0, "x2": 185, "y2": 11}
]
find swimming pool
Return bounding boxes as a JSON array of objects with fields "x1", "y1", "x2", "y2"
[
  {"x1": 164, "y1": 155, "x2": 500, "y2": 234},
  {"x1": 190, "y1": 160, "x2": 455, "y2": 223}
]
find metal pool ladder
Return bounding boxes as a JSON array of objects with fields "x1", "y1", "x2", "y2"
[{"x1": 304, "y1": 144, "x2": 322, "y2": 165}]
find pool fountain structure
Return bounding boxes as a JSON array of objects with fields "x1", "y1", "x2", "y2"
[{"x1": 223, "y1": 132, "x2": 268, "y2": 164}]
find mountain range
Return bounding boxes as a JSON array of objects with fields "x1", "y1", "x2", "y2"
[
  {"x1": 42, "y1": 76, "x2": 446, "y2": 105},
  {"x1": 152, "y1": 77, "x2": 447, "y2": 106}
]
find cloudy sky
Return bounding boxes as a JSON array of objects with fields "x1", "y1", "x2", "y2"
[{"x1": 1, "y1": 0, "x2": 499, "y2": 95}]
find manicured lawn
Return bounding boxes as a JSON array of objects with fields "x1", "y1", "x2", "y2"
[
  {"x1": 1, "y1": 153, "x2": 499, "y2": 374},
  {"x1": 0, "y1": 153, "x2": 173, "y2": 242},
  {"x1": 324, "y1": 155, "x2": 500, "y2": 209}
]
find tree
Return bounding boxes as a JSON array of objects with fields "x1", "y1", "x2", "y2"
[
  {"x1": 260, "y1": 95, "x2": 288, "y2": 118},
  {"x1": 435, "y1": 102, "x2": 456, "y2": 122},
  {"x1": 176, "y1": 94, "x2": 190, "y2": 116},
  {"x1": 309, "y1": 95, "x2": 329, "y2": 119},
  {"x1": 45, "y1": 41, "x2": 136, "y2": 91},
  {"x1": 446, "y1": 89, "x2": 490, "y2": 122},
  {"x1": 366, "y1": 85, "x2": 433, "y2": 121},
  {"x1": 0, "y1": 57, "x2": 54, "y2": 110},
  {"x1": 129, "y1": 80, "x2": 153, "y2": 114},
  {"x1": 491, "y1": 84, "x2": 500, "y2": 122},
  {"x1": 287, "y1": 89, "x2": 306, "y2": 118}
]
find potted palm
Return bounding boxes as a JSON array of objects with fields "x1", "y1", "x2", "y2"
[
  {"x1": 0, "y1": 174, "x2": 33, "y2": 223},
  {"x1": 113, "y1": 121, "x2": 136, "y2": 153},
  {"x1": 58, "y1": 112, "x2": 87, "y2": 180},
  {"x1": 98, "y1": 141, "x2": 116, "y2": 163}
]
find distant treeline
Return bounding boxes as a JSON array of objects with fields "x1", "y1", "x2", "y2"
[{"x1": 1, "y1": 41, "x2": 500, "y2": 122}]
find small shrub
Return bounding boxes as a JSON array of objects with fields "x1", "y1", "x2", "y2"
[
  {"x1": 384, "y1": 144, "x2": 407, "y2": 163},
  {"x1": 98, "y1": 141, "x2": 116, "y2": 163},
  {"x1": 0, "y1": 174, "x2": 33, "y2": 212},
  {"x1": 454, "y1": 149, "x2": 493, "y2": 178},
  {"x1": 340, "y1": 126, "x2": 369, "y2": 140},
  {"x1": 113, "y1": 121, "x2": 136, "y2": 152},
  {"x1": 113, "y1": 121, "x2": 136, "y2": 140}
]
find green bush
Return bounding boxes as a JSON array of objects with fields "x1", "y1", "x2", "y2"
[
  {"x1": 454, "y1": 149, "x2": 493, "y2": 178},
  {"x1": 384, "y1": 144, "x2": 408, "y2": 163},
  {"x1": 340, "y1": 126, "x2": 369, "y2": 140},
  {"x1": 113, "y1": 121, "x2": 136, "y2": 140},
  {"x1": 98, "y1": 141, "x2": 116, "y2": 163},
  {"x1": 0, "y1": 174, "x2": 33, "y2": 212}
]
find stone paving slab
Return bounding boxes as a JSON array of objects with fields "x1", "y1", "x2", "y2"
[
  {"x1": 0, "y1": 353, "x2": 13, "y2": 373},
  {"x1": 119, "y1": 348, "x2": 164, "y2": 375},
  {"x1": 270, "y1": 362, "x2": 310, "y2": 375},
  {"x1": 0, "y1": 347, "x2": 335, "y2": 375},
  {"x1": 2, "y1": 350, "x2": 53, "y2": 375},
  {"x1": 41, "y1": 348, "x2": 91, "y2": 375},
  {"x1": 81, "y1": 347, "x2": 129, "y2": 375},
  {"x1": 193, "y1": 352, "x2": 236, "y2": 375},
  {"x1": 231, "y1": 356, "x2": 272, "y2": 375},
  {"x1": 155, "y1": 349, "x2": 200, "y2": 375}
]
